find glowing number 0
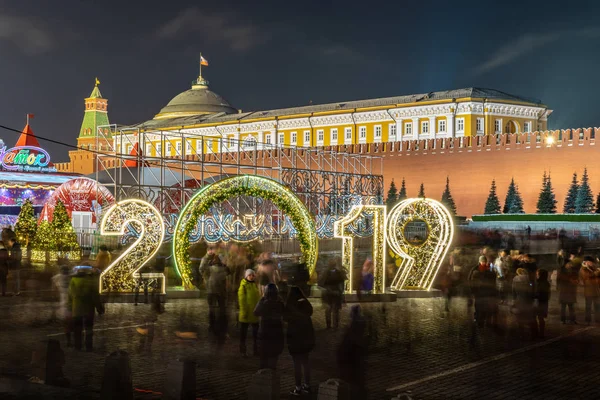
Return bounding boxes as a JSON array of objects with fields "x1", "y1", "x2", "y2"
[
  {"x1": 99, "y1": 199, "x2": 165, "y2": 293},
  {"x1": 334, "y1": 205, "x2": 387, "y2": 293},
  {"x1": 387, "y1": 198, "x2": 454, "y2": 290}
]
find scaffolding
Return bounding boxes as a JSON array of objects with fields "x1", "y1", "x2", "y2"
[{"x1": 95, "y1": 125, "x2": 384, "y2": 241}]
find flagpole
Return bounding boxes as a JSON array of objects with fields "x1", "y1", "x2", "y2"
[
  {"x1": 26, "y1": 113, "x2": 29, "y2": 125},
  {"x1": 199, "y1": 52, "x2": 202, "y2": 79}
]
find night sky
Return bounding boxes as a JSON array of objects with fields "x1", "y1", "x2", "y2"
[{"x1": 1, "y1": 0, "x2": 599, "y2": 160}]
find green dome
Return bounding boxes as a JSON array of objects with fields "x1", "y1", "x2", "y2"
[{"x1": 154, "y1": 82, "x2": 236, "y2": 120}]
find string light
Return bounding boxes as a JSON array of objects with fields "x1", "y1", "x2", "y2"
[
  {"x1": 334, "y1": 205, "x2": 387, "y2": 293},
  {"x1": 99, "y1": 199, "x2": 165, "y2": 293},
  {"x1": 173, "y1": 175, "x2": 318, "y2": 289},
  {"x1": 387, "y1": 198, "x2": 454, "y2": 291}
]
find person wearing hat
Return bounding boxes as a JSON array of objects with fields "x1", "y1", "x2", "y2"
[
  {"x1": 68, "y1": 265, "x2": 104, "y2": 351},
  {"x1": 238, "y1": 268, "x2": 260, "y2": 357},
  {"x1": 580, "y1": 256, "x2": 600, "y2": 324}
]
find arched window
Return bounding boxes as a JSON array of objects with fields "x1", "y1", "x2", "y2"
[{"x1": 243, "y1": 136, "x2": 257, "y2": 149}]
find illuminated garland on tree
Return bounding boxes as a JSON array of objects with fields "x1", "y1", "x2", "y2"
[
  {"x1": 15, "y1": 199, "x2": 37, "y2": 247},
  {"x1": 31, "y1": 220, "x2": 57, "y2": 263},
  {"x1": 51, "y1": 200, "x2": 80, "y2": 259},
  {"x1": 173, "y1": 175, "x2": 318, "y2": 289}
]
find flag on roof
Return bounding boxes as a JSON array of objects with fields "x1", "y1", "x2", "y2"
[{"x1": 200, "y1": 56, "x2": 209, "y2": 66}]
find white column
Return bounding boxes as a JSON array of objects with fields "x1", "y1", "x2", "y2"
[
  {"x1": 257, "y1": 131, "x2": 264, "y2": 150},
  {"x1": 447, "y1": 114, "x2": 455, "y2": 137},
  {"x1": 233, "y1": 132, "x2": 240, "y2": 152},
  {"x1": 412, "y1": 117, "x2": 420, "y2": 138},
  {"x1": 429, "y1": 116, "x2": 436, "y2": 136},
  {"x1": 396, "y1": 118, "x2": 403, "y2": 141}
]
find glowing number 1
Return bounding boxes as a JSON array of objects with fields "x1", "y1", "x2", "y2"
[
  {"x1": 334, "y1": 205, "x2": 387, "y2": 293},
  {"x1": 99, "y1": 199, "x2": 165, "y2": 293}
]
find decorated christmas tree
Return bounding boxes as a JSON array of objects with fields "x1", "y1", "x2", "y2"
[
  {"x1": 418, "y1": 183, "x2": 425, "y2": 198},
  {"x1": 441, "y1": 176, "x2": 457, "y2": 215},
  {"x1": 575, "y1": 168, "x2": 594, "y2": 213},
  {"x1": 15, "y1": 199, "x2": 37, "y2": 247},
  {"x1": 386, "y1": 179, "x2": 398, "y2": 211},
  {"x1": 398, "y1": 178, "x2": 407, "y2": 201},
  {"x1": 563, "y1": 172, "x2": 579, "y2": 213},
  {"x1": 31, "y1": 220, "x2": 56, "y2": 263},
  {"x1": 536, "y1": 172, "x2": 557, "y2": 214},
  {"x1": 484, "y1": 179, "x2": 502, "y2": 214},
  {"x1": 51, "y1": 200, "x2": 81, "y2": 258}
]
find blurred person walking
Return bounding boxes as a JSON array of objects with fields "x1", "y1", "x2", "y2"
[
  {"x1": 200, "y1": 246, "x2": 231, "y2": 342},
  {"x1": 52, "y1": 266, "x2": 73, "y2": 346},
  {"x1": 284, "y1": 286, "x2": 315, "y2": 396},
  {"x1": 0, "y1": 242, "x2": 8, "y2": 296},
  {"x1": 579, "y1": 256, "x2": 600, "y2": 324},
  {"x1": 95, "y1": 245, "x2": 111, "y2": 271},
  {"x1": 68, "y1": 266, "x2": 104, "y2": 351},
  {"x1": 8, "y1": 238, "x2": 21, "y2": 295},
  {"x1": 320, "y1": 259, "x2": 347, "y2": 329},
  {"x1": 512, "y1": 268, "x2": 536, "y2": 339},
  {"x1": 535, "y1": 269, "x2": 551, "y2": 338},
  {"x1": 558, "y1": 262, "x2": 578, "y2": 324},
  {"x1": 254, "y1": 283, "x2": 284, "y2": 370},
  {"x1": 470, "y1": 256, "x2": 497, "y2": 328},
  {"x1": 337, "y1": 305, "x2": 368, "y2": 400},
  {"x1": 238, "y1": 269, "x2": 260, "y2": 357}
]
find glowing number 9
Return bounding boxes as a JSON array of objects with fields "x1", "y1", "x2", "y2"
[
  {"x1": 334, "y1": 205, "x2": 387, "y2": 293},
  {"x1": 387, "y1": 198, "x2": 454, "y2": 290},
  {"x1": 99, "y1": 199, "x2": 165, "y2": 293}
]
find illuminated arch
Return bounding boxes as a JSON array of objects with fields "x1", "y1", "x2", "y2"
[
  {"x1": 173, "y1": 175, "x2": 318, "y2": 288},
  {"x1": 387, "y1": 198, "x2": 454, "y2": 291}
]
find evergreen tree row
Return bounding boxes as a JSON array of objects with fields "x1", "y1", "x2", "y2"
[{"x1": 385, "y1": 177, "x2": 457, "y2": 215}]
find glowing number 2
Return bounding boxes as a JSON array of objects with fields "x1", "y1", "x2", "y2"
[
  {"x1": 99, "y1": 199, "x2": 165, "y2": 293},
  {"x1": 387, "y1": 198, "x2": 454, "y2": 290},
  {"x1": 334, "y1": 205, "x2": 387, "y2": 293}
]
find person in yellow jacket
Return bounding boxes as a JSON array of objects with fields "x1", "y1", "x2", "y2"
[{"x1": 238, "y1": 269, "x2": 260, "y2": 357}]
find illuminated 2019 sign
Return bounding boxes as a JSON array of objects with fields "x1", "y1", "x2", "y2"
[{"x1": 0, "y1": 146, "x2": 56, "y2": 173}]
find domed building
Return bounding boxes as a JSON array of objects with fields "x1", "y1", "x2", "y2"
[{"x1": 153, "y1": 75, "x2": 237, "y2": 120}]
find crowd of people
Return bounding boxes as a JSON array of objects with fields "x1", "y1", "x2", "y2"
[{"x1": 440, "y1": 244, "x2": 600, "y2": 340}]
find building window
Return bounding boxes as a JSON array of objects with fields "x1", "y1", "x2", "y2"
[
  {"x1": 186, "y1": 141, "x2": 192, "y2": 153},
  {"x1": 477, "y1": 118, "x2": 484, "y2": 133},
  {"x1": 421, "y1": 121, "x2": 429, "y2": 135},
  {"x1": 176, "y1": 142, "x2": 182, "y2": 154},
  {"x1": 243, "y1": 136, "x2": 257, "y2": 149},
  {"x1": 166, "y1": 143, "x2": 172, "y2": 155},
  {"x1": 331, "y1": 128, "x2": 338, "y2": 143},
  {"x1": 195, "y1": 141, "x2": 201, "y2": 154},
  {"x1": 495, "y1": 120, "x2": 501, "y2": 133},
  {"x1": 374, "y1": 126, "x2": 382, "y2": 139},
  {"x1": 278, "y1": 133, "x2": 285, "y2": 146},
  {"x1": 317, "y1": 129, "x2": 324, "y2": 143},
  {"x1": 405, "y1": 123, "x2": 412, "y2": 135},
  {"x1": 359, "y1": 126, "x2": 366, "y2": 139},
  {"x1": 456, "y1": 118, "x2": 464, "y2": 133},
  {"x1": 126, "y1": 144, "x2": 132, "y2": 154},
  {"x1": 265, "y1": 134, "x2": 272, "y2": 145},
  {"x1": 157, "y1": 143, "x2": 162, "y2": 155},
  {"x1": 304, "y1": 131, "x2": 310, "y2": 145},
  {"x1": 389, "y1": 124, "x2": 397, "y2": 140},
  {"x1": 146, "y1": 144, "x2": 151, "y2": 156},
  {"x1": 291, "y1": 131, "x2": 297, "y2": 144},
  {"x1": 438, "y1": 120, "x2": 446, "y2": 133},
  {"x1": 345, "y1": 127, "x2": 352, "y2": 141},
  {"x1": 205, "y1": 140, "x2": 212, "y2": 152},
  {"x1": 523, "y1": 122, "x2": 531, "y2": 133}
]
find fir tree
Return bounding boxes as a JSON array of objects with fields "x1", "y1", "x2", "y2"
[
  {"x1": 503, "y1": 178, "x2": 517, "y2": 214},
  {"x1": 536, "y1": 172, "x2": 557, "y2": 213},
  {"x1": 398, "y1": 178, "x2": 407, "y2": 201},
  {"x1": 575, "y1": 168, "x2": 594, "y2": 213},
  {"x1": 418, "y1": 183, "x2": 425, "y2": 198},
  {"x1": 595, "y1": 193, "x2": 600, "y2": 214},
  {"x1": 509, "y1": 184, "x2": 525, "y2": 214},
  {"x1": 441, "y1": 176, "x2": 457, "y2": 215},
  {"x1": 32, "y1": 220, "x2": 56, "y2": 262},
  {"x1": 564, "y1": 172, "x2": 579, "y2": 213},
  {"x1": 14, "y1": 199, "x2": 37, "y2": 247},
  {"x1": 484, "y1": 179, "x2": 502, "y2": 214},
  {"x1": 51, "y1": 200, "x2": 81, "y2": 256},
  {"x1": 386, "y1": 179, "x2": 398, "y2": 211}
]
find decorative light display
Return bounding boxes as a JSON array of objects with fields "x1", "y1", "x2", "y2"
[
  {"x1": 387, "y1": 198, "x2": 454, "y2": 290},
  {"x1": 99, "y1": 199, "x2": 165, "y2": 293},
  {"x1": 0, "y1": 145, "x2": 56, "y2": 173},
  {"x1": 334, "y1": 205, "x2": 386, "y2": 293},
  {"x1": 173, "y1": 175, "x2": 318, "y2": 288}
]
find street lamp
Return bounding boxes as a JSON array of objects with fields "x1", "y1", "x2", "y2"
[{"x1": 546, "y1": 135, "x2": 555, "y2": 146}]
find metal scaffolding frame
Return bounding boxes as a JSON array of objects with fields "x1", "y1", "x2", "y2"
[{"x1": 95, "y1": 125, "x2": 384, "y2": 240}]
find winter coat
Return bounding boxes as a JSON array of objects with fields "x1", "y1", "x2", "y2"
[
  {"x1": 360, "y1": 273, "x2": 374, "y2": 291},
  {"x1": 558, "y1": 267, "x2": 578, "y2": 304},
  {"x1": 535, "y1": 279, "x2": 551, "y2": 318},
  {"x1": 254, "y1": 297, "x2": 285, "y2": 357},
  {"x1": 68, "y1": 272, "x2": 103, "y2": 317},
  {"x1": 8, "y1": 242, "x2": 21, "y2": 270},
  {"x1": 200, "y1": 257, "x2": 230, "y2": 295},
  {"x1": 284, "y1": 298, "x2": 315, "y2": 354},
  {"x1": 337, "y1": 318, "x2": 368, "y2": 396},
  {"x1": 580, "y1": 266, "x2": 600, "y2": 298},
  {"x1": 320, "y1": 267, "x2": 347, "y2": 302},
  {"x1": 96, "y1": 251, "x2": 111, "y2": 271},
  {"x1": 238, "y1": 278, "x2": 260, "y2": 324},
  {"x1": 0, "y1": 249, "x2": 8, "y2": 280}
]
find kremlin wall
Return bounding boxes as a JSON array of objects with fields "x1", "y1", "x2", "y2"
[{"x1": 55, "y1": 71, "x2": 600, "y2": 218}]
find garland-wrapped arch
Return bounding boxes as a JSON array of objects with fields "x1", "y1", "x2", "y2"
[{"x1": 173, "y1": 175, "x2": 318, "y2": 288}]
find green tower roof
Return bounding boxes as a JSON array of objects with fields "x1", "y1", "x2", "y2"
[{"x1": 79, "y1": 81, "x2": 111, "y2": 139}]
